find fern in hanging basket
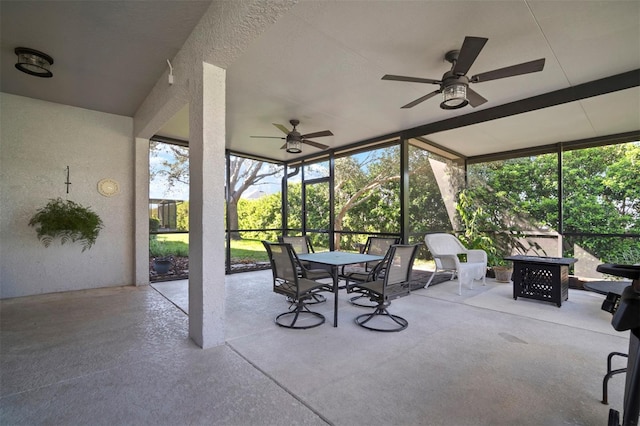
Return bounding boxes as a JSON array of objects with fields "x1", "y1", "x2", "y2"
[{"x1": 28, "y1": 198, "x2": 103, "y2": 251}]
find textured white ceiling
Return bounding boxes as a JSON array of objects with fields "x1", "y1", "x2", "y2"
[
  {"x1": 1, "y1": 1, "x2": 638, "y2": 160},
  {"x1": 222, "y1": 0, "x2": 639, "y2": 160},
  {"x1": 0, "y1": 1, "x2": 212, "y2": 116}
]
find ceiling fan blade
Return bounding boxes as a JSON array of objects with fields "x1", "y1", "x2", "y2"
[
  {"x1": 401, "y1": 90, "x2": 441, "y2": 109},
  {"x1": 471, "y1": 58, "x2": 545, "y2": 83},
  {"x1": 280, "y1": 143, "x2": 287, "y2": 150},
  {"x1": 250, "y1": 136, "x2": 285, "y2": 139},
  {"x1": 301, "y1": 130, "x2": 333, "y2": 139},
  {"x1": 452, "y1": 36, "x2": 488, "y2": 76},
  {"x1": 302, "y1": 139, "x2": 329, "y2": 150},
  {"x1": 272, "y1": 123, "x2": 290, "y2": 134},
  {"x1": 382, "y1": 74, "x2": 441, "y2": 84},
  {"x1": 466, "y1": 87, "x2": 488, "y2": 107}
]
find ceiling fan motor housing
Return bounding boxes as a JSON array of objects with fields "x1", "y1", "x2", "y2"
[{"x1": 287, "y1": 131, "x2": 302, "y2": 142}]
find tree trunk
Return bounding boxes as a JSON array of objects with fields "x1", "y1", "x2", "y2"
[
  {"x1": 227, "y1": 200, "x2": 241, "y2": 240},
  {"x1": 333, "y1": 214, "x2": 344, "y2": 251}
]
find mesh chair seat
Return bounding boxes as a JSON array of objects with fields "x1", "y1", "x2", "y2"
[
  {"x1": 304, "y1": 268, "x2": 333, "y2": 281},
  {"x1": 345, "y1": 269, "x2": 375, "y2": 282},
  {"x1": 355, "y1": 279, "x2": 384, "y2": 295},
  {"x1": 292, "y1": 277, "x2": 329, "y2": 296}
]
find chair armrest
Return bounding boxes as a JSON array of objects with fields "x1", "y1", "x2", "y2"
[
  {"x1": 467, "y1": 249, "x2": 487, "y2": 264},
  {"x1": 436, "y1": 254, "x2": 461, "y2": 270}
]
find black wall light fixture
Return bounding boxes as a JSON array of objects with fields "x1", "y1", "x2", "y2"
[{"x1": 15, "y1": 47, "x2": 54, "y2": 78}]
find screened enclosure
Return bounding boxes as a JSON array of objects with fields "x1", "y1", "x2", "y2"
[
  {"x1": 226, "y1": 136, "x2": 639, "y2": 278},
  {"x1": 150, "y1": 132, "x2": 638, "y2": 279}
]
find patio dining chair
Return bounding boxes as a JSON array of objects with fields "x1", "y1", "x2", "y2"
[
  {"x1": 340, "y1": 236, "x2": 399, "y2": 304},
  {"x1": 350, "y1": 244, "x2": 419, "y2": 332},
  {"x1": 357, "y1": 236, "x2": 400, "y2": 270},
  {"x1": 343, "y1": 245, "x2": 394, "y2": 308},
  {"x1": 279, "y1": 234, "x2": 316, "y2": 254},
  {"x1": 423, "y1": 233, "x2": 487, "y2": 295},
  {"x1": 279, "y1": 235, "x2": 330, "y2": 303},
  {"x1": 262, "y1": 241, "x2": 332, "y2": 329}
]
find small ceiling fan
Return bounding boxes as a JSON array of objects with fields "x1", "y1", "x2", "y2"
[
  {"x1": 251, "y1": 119, "x2": 333, "y2": 153},
  {"x1": 382, "y1": 36, "x2": 545, "y2": 110}
]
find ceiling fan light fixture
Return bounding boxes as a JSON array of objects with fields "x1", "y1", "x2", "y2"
[
  {"x1": 440, "y1": 83, "x2": 468, "y2": 109},
  {"x1": 14, "y1": 47, "x2": 54, "y2": 78},
  {"x1": 286, "y1": 136, "x2": 302, "y2": 154}
]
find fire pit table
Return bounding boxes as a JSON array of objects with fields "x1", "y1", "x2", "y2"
[{"x1": 505, "y1": 255, "x2": 577, "y2": 307}]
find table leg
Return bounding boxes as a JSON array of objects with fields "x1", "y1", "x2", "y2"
[{"x1": 333, "y1": 266, "x2": 338, "y2": 327}]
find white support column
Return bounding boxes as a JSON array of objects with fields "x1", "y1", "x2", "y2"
[
  {"x1": 188, "y1": 62, "x2": 226, "y2": 348},
  {"x1": 134, "y1": 137, "x2": 150, "y2": 286}
]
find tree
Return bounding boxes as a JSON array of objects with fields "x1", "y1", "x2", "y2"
[
  {"x1": 176, "y1": 201, "x2": 189, "y2": 231},
  {"x1": 237, "y1": 192, "x2": 281, "y2": 241},
  {"x1": 149, "y1": 142, "x2": 281, "y2": 240},
  {"x1": 150, "y1": 141, "x2": 189, "y2": 190},
  {"x1": 466, "y1": 142, "x2": 640, "y2": 262},
  {"x1": 333, "y1": 148, "x2": 400, "y2": 250},
  {"x1": 227, "y1": 156, "x2": 281, "y2": 239},
  {"x1": 407, "y1": 145, "x2": 462, "y2": 235}
]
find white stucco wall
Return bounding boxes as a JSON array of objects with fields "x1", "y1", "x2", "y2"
[{"x1": 0, "y1": 93, "x2": 134, "y2": 299}]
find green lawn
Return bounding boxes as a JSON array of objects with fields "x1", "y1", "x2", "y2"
[
  {"x1": 151, "y1": 234, "x2": 434, "y2": 267},
  {"x1": 151, "y1": 234, "x2": 269, "y2": 262},
  {"x1": 150, "y1": 234, "x2": 189, "y2": 257},
  {"x1": 229, "y1": 239, "x2": 269, "y2": 262},
  {"x1": 157, "y1": 233, "x2": 188, "y2": 243}
]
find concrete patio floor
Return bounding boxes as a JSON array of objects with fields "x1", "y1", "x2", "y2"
[{"x1": 1, "y1": 270, "x2": 631, "y2": 425}]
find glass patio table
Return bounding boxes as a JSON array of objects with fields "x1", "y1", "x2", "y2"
[{"x1": 297, "y1": 251, "x2": 385, "y2": 327}]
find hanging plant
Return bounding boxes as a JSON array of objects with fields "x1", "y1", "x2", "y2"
[{"x1": 28, "y1": 198, "x2": 103, "y2": 252}]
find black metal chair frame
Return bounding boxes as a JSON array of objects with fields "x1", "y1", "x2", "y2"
[
  {"x1": 263, "y1": 241, "x2": 332, "y2": 329},
  {"x1": 351, "y1": 244, "x2": 419, "y2": 332}
]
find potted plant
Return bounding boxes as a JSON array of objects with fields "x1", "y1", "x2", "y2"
[
  {"x1": 492, "y1": 259, "x2": 513, "y2": 283},
  {"x1": 148, "y1": 218, "x2": 174, "y2": 274},
  {"x1": 152, "y1": 255, "x2": 174, "y2": 274},
  {"x1": 455, "y1": 189, "x2": 497, "y2": 270},
  {"x1": 455, "y1": 189, "x2": 545, "y2": 281},
  {"x1": 28, "y1": 198, "x2": 103, "y2": 252}
]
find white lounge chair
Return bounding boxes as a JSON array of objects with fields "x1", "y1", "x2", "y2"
[{"x1": 424, "y1": 233, "x2": 487, "y2": 295}]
